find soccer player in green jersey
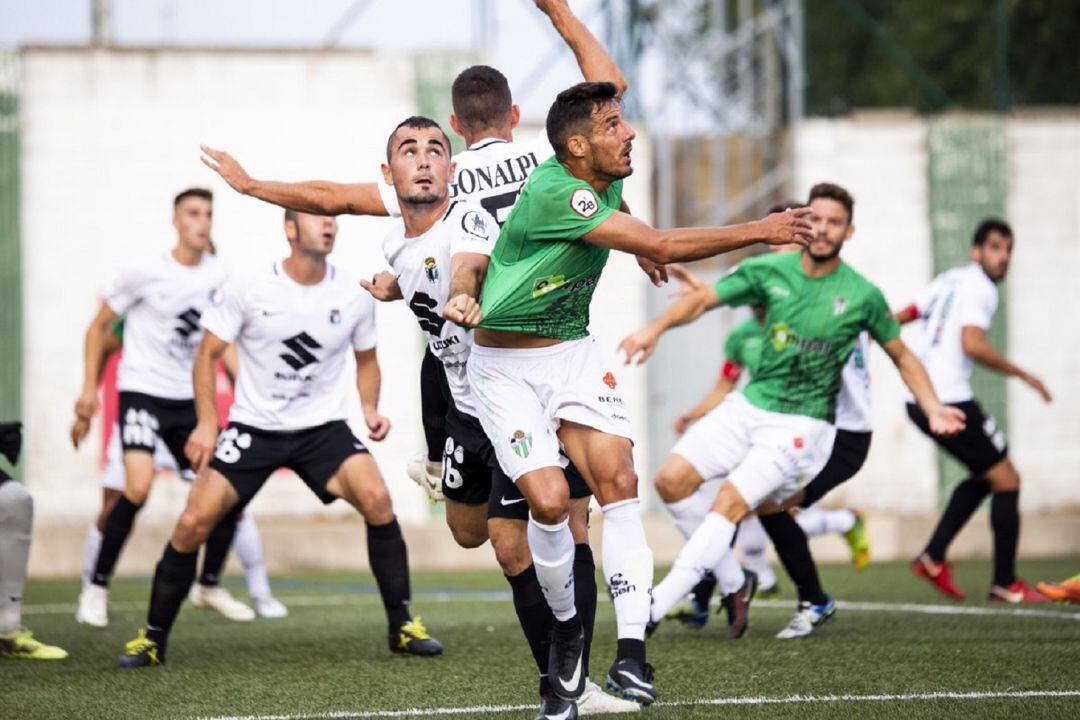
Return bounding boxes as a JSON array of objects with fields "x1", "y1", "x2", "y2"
[
  {"x1": 442, "y1": 81, "x2": 813, "y2": 705},
  {"x1": 618, "y1": 182, "x2": 965, "y2": 637}
]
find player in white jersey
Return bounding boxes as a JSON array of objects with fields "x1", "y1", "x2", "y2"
[
  {"x1": 70, "y1": 188, "x2": 251, "y2": 629},
  {"x1": 897, "y1": 218, "x2": 1052, "y2": 604},
  {"x1": 198, "y1": 0, "x2": 628, "y2": 511},
  {"x1": 116, "y1": 209, "x2": 443, "y2": 669}
]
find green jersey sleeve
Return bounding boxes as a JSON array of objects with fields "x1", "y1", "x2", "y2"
[
  {"x1": 527, "y1": 173, "x2": 622, "y2": 242},
  {"x1": 713, "y1": 260, "x2": 767, "y2": 307},
  {"x1": 864, "y1": 284, "x2": 901, "y2": 345}
]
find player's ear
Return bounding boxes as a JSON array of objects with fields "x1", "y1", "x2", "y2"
[
  {"x1": 844, "y1": 223, "x2": 855, "y2": 241},
  {"x1": 566, "y1": 133, "x2": 589, "y2": 160},
  {"x1": 447, "y1": 160, "x2": 457, "y2": 181},
  {"x1": 448, "y1": 114, "x2": 463, "y2": 138},
  {"x1": 508, "y1": 104, "x2": 521, "y2": 130},
  {"x1": 380, "y1": 163, "x2": 394, "y2": 186}
]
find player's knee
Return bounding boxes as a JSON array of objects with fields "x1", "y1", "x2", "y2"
[
  {"x1": 490, "y1": 527, "x2": 530, "y2": 575},
  {"x1": 448, "y1": 520, "x2": 487, "y2": 549},
  {"x1": 173, "y1": 510, "x2": 213, "y2": 551},
  {"x1": 595, "y1": 464, "x2": 638, "y2": 505},
  {"x1": 713, "y1": 484, "x2": 750, "y2": 524},
  {"x1": 654, "y1": 464, "x2": 693, "y2": 503},
  {"x1": 124, "y1": 484, "x2": 151, "y2": 506},
  {"x1": 529, "y1": 488, "x2": 571, "y2": 525}
]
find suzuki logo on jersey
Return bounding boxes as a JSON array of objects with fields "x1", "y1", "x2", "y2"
[
  {"x1": 423, "y1": 257, "x2": 439, "y2": 283},
  {"x1": 174, "y1": 308, "x2": 202, "y2": 339},
  {"x1": 279, "y1": 332, "x2": 322, "y2": 371}
]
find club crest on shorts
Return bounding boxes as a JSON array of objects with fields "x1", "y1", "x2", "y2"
[
  {"x1": 329, "y1": 308, "x2": 341, "y2": 325},
  {"x1": 602, "y1": 371, "x2": 618, "y2": 389},
  {"x1": 510, "y1": 429, "x2": 533, "y2": 459},
  {"x1": 424, "y1": 257, "x2": 439, "y2": 283},
  {"x1": 793, "y1": 437, "x2": 804, "y2": 450}
]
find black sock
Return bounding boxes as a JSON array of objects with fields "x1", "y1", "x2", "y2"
[
  {"x1": 199, "y1": 509, "x2": 240, "y2": 587},
  {"x1": 507, "y1": 565, "x2": 553, "y2": 697},
  {"x1": 367, "y1": 518, "x2": 411, "y2": 631},
  {"x1": 925, "y1": 478, "x2": 990, "y2": 563},
  {"x1": 146, "y1": 542, "x2": 198, "y2": 648},
  {"x1": 573, "y1": 544, "x2": 597, "y2": 678},
  {"x1": 760, "y1": 512, "x2": 827, "y2": 606},
  {"x1": 990, "y1": 490, "x2": 1020, "y2": 587},
  {"x1": 92, "y1": 495, "x2": 143, "y2": 587},
  {"x1": 616, "y1": 638, "x2": 646, "y2": 665},
  {"x1": 691, "y1": 571, "x2": 717, "y2": 608}
]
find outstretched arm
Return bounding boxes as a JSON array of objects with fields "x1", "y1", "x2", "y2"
[
  {"x1": 881, "y1": 337, "x2": 966, "y2": 436},
  {"x1": 584, "y1": 207, "x2": 813, "y2": 265},
  {"x1": 962, "y1": 326, "x2": 1052, "y2": 402},
  {"x1": 536, "y1": 0, "x2": 628, "y2": 97},
  {"x1": 185, "y1": 331, "x2": 230, "y2": 472},
  {"x1": 200, "y1": 145, "x2": 389, "y2": 216},
  {"x1": 618, "y1": 285, "x2": 722, "y2": 365}
]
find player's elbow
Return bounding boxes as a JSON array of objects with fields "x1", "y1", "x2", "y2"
[{"x1": 647, "y1": 236, "x2": 678, "y2": 265}]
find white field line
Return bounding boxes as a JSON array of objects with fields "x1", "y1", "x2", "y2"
[
  {"x1": 22, "y1": 593, "x2": 1080, "y2": 621},
  {"x1": 196, "y1": 690, "x2": 1080, "y2": 720}
]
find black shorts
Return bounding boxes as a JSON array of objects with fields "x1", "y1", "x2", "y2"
[
  {"x1": 117, "y1": 391, "x2": 195, "y2": 472},
  {"x1": 906, "y1": 400, "x2": 1007, "y2": 476},
  {"x1": 799, "y1": 430, "x2": 873, "y2": 508},
  {"x1": 443, "y1": 404, "x2": 591, "y2": 521},
  {"x1": 208, "y1": 420, "x2": 368, "y2": 508}
]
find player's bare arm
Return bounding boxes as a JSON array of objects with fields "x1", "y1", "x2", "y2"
[
  {"x1": 360, "y1": 271, "x2": 404, "y2": 302},
  {"x1": 584, "y1": 206, "x2": 813, "y2": 265},
  {"x1": 356, "y1": 348, "x2": 391, "y2": 441},
  {"x1": 221, "y1": 344, "x2": 240, "y2": 386},
  {"x1": 200, "y1": 145, "x2": 388, "y2": 216},
  {"x1": 72, "y1": 302, "x2": 120, "y2": 447},
  {"x1": 185, "y1": 330, "x2": 229, "y2": 471},
  {"x1": 881, "y1": 337, "x2": 966, "y2": 436},
  {"x1": 536, "y1": 0, "x2": 628, "y2": 97},
  {"x1": 676, "y1": 374, "x2": 737, "y2": 435},
  {"x1": 618, "y1": 284, "x2": 722, "y2": 365},
  {"x1": 443, "y1": 252, "x2": 490, "y2": 328},
  {"x1": 961, "y1": 325, "x2": 1052, "y2": 403}
]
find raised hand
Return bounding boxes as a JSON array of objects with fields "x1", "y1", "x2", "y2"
[
  {"x1": 200, "y1": 145, "x2": 254, "y2": 195},
  {"x1": 758, "y1": 207, "x2": 814, "y2": 247}
]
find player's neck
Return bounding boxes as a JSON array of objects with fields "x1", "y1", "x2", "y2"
[
  {"x1": 559, "y1": 158, "x2": 613, "y2": 194},
  {"x1": 401, "y1": 195, "x2": 451, "y2": 239},
  {"x1": 282, "y1": 253, "x2": 328, "y2": 286},
  {"x1": 800, "y1": 251, "x2": 842, "y2": 279},
  {"x1": 171, "y1": 242, "x2": 203, "y2": 267},
  {"x1": 463, "y1": 125, "x2": 513, "y2": 148}
]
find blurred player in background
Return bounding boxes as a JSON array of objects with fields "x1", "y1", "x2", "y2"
[
  {"x1": 0, "y1": 422, "x2": 68, "y2": 660},
  {"x1": 117, "y1": 209, "x2": 442, "y2": 669},
  {"x1": 70, "y1": 188, "x2": 246, "y2": 629},
  {"x1": 898, "y1": 218, "x2": 1052, "y2": 604},
  {"x1": 620, "y1": 182, "x2": 964, "y2": 643}
]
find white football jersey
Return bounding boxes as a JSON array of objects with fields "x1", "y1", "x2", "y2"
[
  {"x1": 104, "y1": 251, "x2": 227, "y2": 400},
  {"x1": 381, "y1": 202, "x2": 498, "y2": 417},
  {"x1": 379, "y1": 129, "x2": 553, "y2": 226},
  {"x1": 909, "y1": 262, "x2": 999, "y2": 404},
  {"x1": 201, "y1": 260, "x2": 377, "y2": 432},
  {"x1": 834, "y1": 331, "x2": 873, "y2": 433}
]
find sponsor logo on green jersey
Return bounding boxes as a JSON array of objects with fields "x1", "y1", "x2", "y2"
[{"x1": 531, "y1": 275, "x2": 566, "y2": 299}]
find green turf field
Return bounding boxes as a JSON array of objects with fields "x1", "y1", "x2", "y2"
[{"x1": 5, "y1": 558, "x2": 1079, "y2": 719}]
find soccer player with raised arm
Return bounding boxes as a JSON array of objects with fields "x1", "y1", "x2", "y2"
[
  {"x1": 897, "y1": 218, "x2": 1052, "y2": 604},
  {"x1": 116, "y1": 210, "x2": 442, "y2": 668},
  {"x1": 618, "y1": 182, "x2": 965, "y2": 644},
  {"x1": 198, "y1": 0, "x2": 629, "y2": 508},
  {"x1": 441, "y1": 81, "x2": 814, "y2": 705}
]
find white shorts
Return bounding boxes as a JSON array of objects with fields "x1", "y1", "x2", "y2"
[
  {"x1": 467, "y1": 336, "x2": 633, "y2": 480},
  {"x1": 671, "y1": 392, "x2": 836, "y2": 508},
  {"x1": 100, "y1": 423, "x2": 185, "y2": 491}
]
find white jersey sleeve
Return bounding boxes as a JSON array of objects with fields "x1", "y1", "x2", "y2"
[
  {"x1": 957, "y1": 272, "x2": 998, "y2": 330},
  {"x1": 378, "y1": 180, "x2": 401, "y2": 218},
  {"x1": 201, "y1": 273, "x2": 250, "y2": 343},
  {"x1": 449, "y1": 204, "x2": 498, "y2": 257},
  {"x1": 103, "y1": 259, "x2": 151, "y2": 315}
]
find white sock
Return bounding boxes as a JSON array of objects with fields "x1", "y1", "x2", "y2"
[
  {"x1": 82, "y1": 525, "x2": 103, "y2": 590},
  {"x1": 528, "y1": 515, "x2": 577, "y2": 622},
  {"x1": 651, "y1": 512, "x2": 736, "y2": 622},
  {"x1": 0, "y1": 481, "x2": 33, "y2": 634},
  {"x1": 601, "y1": 498, "x2": 653, "y2": 641},
  {"x1": 714, "y1": 550, "x2": 746, "y2": 596},
  {"x1": 736, "y1": 516, "x2": 777, "y2": 589},
  {"x1": 232, "y1": 513, "x2": 271, "y2": 600},
  {"x1": 796, "y1": 507, "x2": 857, "y2": 537},
  {"x1": 664, "y1": 489, "x2": 712, "y2": 539}
]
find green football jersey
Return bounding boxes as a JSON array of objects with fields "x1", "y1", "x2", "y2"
[
  {"x1": 713, "y1": 251, "x2": 899, "y2": 422},
  {"x1": 723, "y1": 317, "x2": 766, "y2": 377},
  {"x1": 478, "y1": 156, "x2": 623, "y2": 340}
]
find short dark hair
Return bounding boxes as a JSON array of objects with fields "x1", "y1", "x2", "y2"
[
  {"x1": 174, "y1": 187, "x2": 212, "y2": 208},
  {"x1": 807, "y1": 182, "x2": 854, "y2": 223},
  {"x1": 451, "y1": 65, "x2": 513, "y2": 133},
  {"x1": 972, "y1": 217, "x2": 1013, "y2": 246},
  {"x1": 283, "y1": 208, "x2": 298, "y2": 226},
  {"x1": 768, "y1": 200, "x2": 804, "y2": 214},
  {"x1": 546, "y1": 82, "x2": 620, "y2": 162},
  {"x1": 386, "y1": 115, "x2": 451, "y2": 162}
]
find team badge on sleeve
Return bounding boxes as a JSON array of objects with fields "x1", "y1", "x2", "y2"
[
  {"x1": 570, "y1": 188, "x2": 599, "y2": 218},
  {"x1": 510, "y1": 429, "x2": 533, "y2": 459}
]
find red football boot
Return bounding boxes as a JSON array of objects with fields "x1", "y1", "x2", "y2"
[{"x1": 912, "y1": 553, "x2": 966, "y2": 601}]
